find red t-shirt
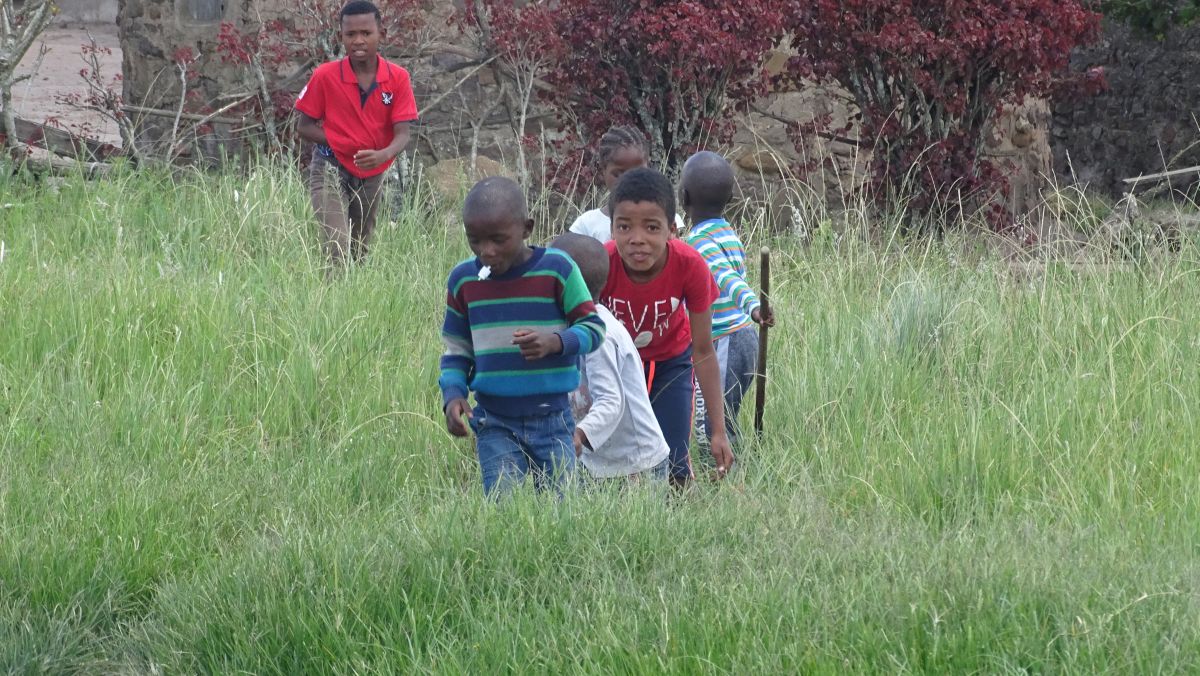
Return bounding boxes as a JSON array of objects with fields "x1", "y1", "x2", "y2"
[
  {"x1": 294, "y1": 56, "x2": 418, "y2": 179},
  {"x1": 599, "y1": 239, "x2": 718, "y2": 363}
]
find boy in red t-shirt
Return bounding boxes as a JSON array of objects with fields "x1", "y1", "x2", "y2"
[
  {"x1": 295, "y1": 1, "x2": 418, "y2": 269},
  {"x1": 598, "y1": 168, "x2": 734, "y2": 487}
]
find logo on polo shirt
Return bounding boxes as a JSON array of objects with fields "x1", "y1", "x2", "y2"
[{"x1": 381, "y1": 92, "x2": 393, "y2": 106}]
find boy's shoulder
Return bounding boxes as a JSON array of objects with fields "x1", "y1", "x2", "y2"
[
  {"x1": 446, "y1": 257, "x2": 483, "y2": 290},
  {"x1": 669, "y1": 237, "x2": 708, "y2": 264},
  {"x1": 310, "y1": 59, "x2": 344, "y2": 80},
  {"x1": 537, "y1": 247, "x2": 581, "y2": 273},
  {"x1": 595, "y1": 305, "x2": 636, "y2": 353},
  {"x1": 686, "y1": 218, "x2": 741, "y2": 242},
  {"x1": 378, "y1": 57, "x2": 413, "y2": 82}
]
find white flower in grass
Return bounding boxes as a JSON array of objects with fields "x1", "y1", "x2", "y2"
[
  {"x1": 233, "y1": 189, "x2": 241, "y2": 204},
  {"x1": 478, "y1": 265, "x2": 492, "y2": 281}
]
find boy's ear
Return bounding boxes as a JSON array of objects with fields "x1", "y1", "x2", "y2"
[
  {"x1": 680, "y1": 187, "x2": 692, "y2": 209},
  {"x1": 523, "y1": 219, "x2": 535, "y2": 237}
]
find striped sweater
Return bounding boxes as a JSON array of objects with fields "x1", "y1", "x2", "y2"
[
  {"x1": 439, "y1": 247, "x2": 606, "y2": 417},
  {"x1": 684, "y1": 218, "x2": 761, "y2": 339}
]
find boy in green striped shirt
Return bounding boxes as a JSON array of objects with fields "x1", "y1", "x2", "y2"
[{"x1": 681, "y1": 151, "x2": 776, "y2": 447}]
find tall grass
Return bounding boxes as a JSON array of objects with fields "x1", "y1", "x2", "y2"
[{"x1": 1, "y1": 164, "x2": 1198, "y2": 672}]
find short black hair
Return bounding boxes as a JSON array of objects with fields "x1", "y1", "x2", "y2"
[
  {"x1": 680, "y1": 150, "x2": 735, "y2": 213},
  {"x1": 596, "y1": 125, "x2": 649, "y2": 168},
  {"x1": 608, "y1": 167, "x2": 675, "y2": 224},
  {"x1": 463, "y1": 176, "x2": 528, "y2": 223},
  {"x1": 340, "y1": 1, "x2": 381, "y2": 24},
  {"x1": 550, "y1": 233, "x2": 608, "y2": 299}
]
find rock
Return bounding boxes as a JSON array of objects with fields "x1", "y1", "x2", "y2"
[
  {"x1": 424, "y1": 156, "x2": 510, "y2": 203},
  {"x1": 735, "y1": 150, "x2": 787, "y2": 176}
]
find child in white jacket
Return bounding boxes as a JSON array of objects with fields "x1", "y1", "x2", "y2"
[{"x1": 553, "y1": 233, "x2": 670, "y2": 480}]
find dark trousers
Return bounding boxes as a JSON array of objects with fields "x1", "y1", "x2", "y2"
[{"x1": 644, "y1": 347, "x2": 694, "y2": 481}]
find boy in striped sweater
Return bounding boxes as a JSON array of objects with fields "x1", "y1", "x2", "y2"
[
  {"x1": 681, "y1": 152, "x2": 776, "y2": 447},
  {"x1": 440, "y1": 177, "x2": 606, "y2": 495}
]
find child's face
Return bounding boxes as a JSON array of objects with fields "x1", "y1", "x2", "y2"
[
  {"x1": 612, "y1": 200, "x2": 671, "y2": 281},
  {"x1": 464, "y1": 213, "x2": 534, "y2": 276},
  {"x1": 340, "y1": 13, "x2": 382, "y2": 64},
  {"x1": 602, "y1": 146, "x2": 649, "y2": 192}
]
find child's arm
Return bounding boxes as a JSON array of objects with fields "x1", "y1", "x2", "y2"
[
  {"x1": 690, "y1": 308, "x2": 735, "y2": 477},
  {"x1": 574, "y1": 344, "x2": 624, "y2": 454},
  {"x1": 515, "y1": 256, "x2": 606, "y2": 360},
  {"x1": 296, "y1": 112, "x2": 328, "y2": 147},
  {"x1": 353, "y1": 122, "x2": 412, "y2": 170},
  {"x1": 696, "y1": 235, "x2": 769, "y2": 324},
  {"x1": 439, "y1": 281, "x2": 475, "y2": 437}
]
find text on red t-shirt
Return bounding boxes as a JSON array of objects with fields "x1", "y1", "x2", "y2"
[{"x1": 599, "y1": 239, "x2": 718, "y2": 363}]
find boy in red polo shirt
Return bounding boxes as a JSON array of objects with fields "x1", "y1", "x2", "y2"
[{"x1": 296, "y1": 0, "x2": 418, "y2": 268}]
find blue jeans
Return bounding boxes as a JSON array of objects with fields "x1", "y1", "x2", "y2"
[{"x1": 470, "y1": 406, "x2": 576, "y2": 496}]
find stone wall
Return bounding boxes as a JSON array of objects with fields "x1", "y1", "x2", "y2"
[
  {"x1": 54, "y1": 0, "x2": 119, "y2": 25},
  {"x1": 115, "y1": 0, "x2": 1054, "y2": 218},
  {"x1": 1052, "y1": 20, "x2": 1200, "y2": 196}
]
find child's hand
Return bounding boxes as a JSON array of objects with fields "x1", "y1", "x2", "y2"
[
  {"x1": 709, "y1": 432, "x2": 735, "y2": 480},
  {"x1": 445, "y1": 398, "x2": 473, "y2": 437},
  {"x1": 573, "y1": 428, "x2": 590, "y2": 458},
  {"x1": 512, "y1": 329, "x2": 563, "y2": 360},
  {"x1": 752, "y1": 306, "x2": 776, "y2": 328},
  {"x1": 353, "y1": 148, "x2": 391, "y2": 170}
]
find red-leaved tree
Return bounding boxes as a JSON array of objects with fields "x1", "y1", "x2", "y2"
[
  {"x1": 781, "y1": 0, "x2": 1104, "y2": 226},
  {"x1": 463, "y1": 0, "x2": 786, "y2": 185}
]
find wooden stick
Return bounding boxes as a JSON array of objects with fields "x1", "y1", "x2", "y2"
[
  {"x1": 754, "y1": 247, "x2": 771, "y2": 437},
  {"x1": 1123, "y1": 164, "x2": 1200, "y2": 185}
]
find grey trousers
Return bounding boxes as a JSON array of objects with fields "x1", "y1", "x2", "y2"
[
  {"x1": 307, "y1": 149, "x2": 386, "y2": 266},
  {"x1": 695, "y1": 324, "x2": 760, "y2": 447}
]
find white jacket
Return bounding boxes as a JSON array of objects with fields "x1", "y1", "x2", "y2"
[{"x1": 573, "y1": 306, "x2": 670, "y2": 477}]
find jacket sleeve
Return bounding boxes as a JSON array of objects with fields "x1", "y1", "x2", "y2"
[{"x1": 575, "y1": 342, "x2": 623, "y2": 451}]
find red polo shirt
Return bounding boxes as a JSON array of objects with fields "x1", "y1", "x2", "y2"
[{"x1": 295, "y1": 55, "x2": 418, "y2": 179}]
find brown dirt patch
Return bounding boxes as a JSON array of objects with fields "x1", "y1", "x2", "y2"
[{"x1": 11, "y1": 23, "x2": 122, "y2": 146}]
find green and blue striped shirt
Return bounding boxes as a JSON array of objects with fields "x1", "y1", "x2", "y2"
[{"x1": 684, "y1": 219, "x2": 760, "y2": 339}]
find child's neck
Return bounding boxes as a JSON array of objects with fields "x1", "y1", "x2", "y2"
[
  {"x1": 689, "y1": 208, "x2": 725, "y2": 225},
  {"x1": 349, "y1": 56, "x2": 378, "y2": 78},
  {"x1": 508, "y1": 245, "x2": 534, "y2": 271}
]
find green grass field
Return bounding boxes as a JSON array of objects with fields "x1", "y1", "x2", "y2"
[{"x1": 1, "y1": 166, "x2": 1198, "y2": 673}]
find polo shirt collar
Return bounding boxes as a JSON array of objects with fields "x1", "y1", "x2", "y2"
[{"x1": 339, "y1": 55, "x2": 391, "y2": 84}]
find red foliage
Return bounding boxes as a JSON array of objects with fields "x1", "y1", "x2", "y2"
[
  {"x1": 780, "y1": 0, "x2": 1103, "y2": 227},
  {"x1": 462, "y1": 0, "x2": 785, "y2": 186}
]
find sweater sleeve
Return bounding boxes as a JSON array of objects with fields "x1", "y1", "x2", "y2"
[
  {"x1": 695, "y1": 236, "x2": 760, "y2": 317},
  {"x1": 557, "y1": 258, "x2": 606, "y2": 357},
  {"x1": 438, "y1": 273, "x2": 474, "y2": 408}
]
